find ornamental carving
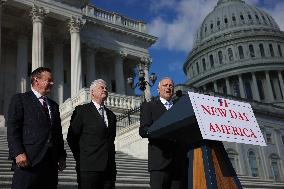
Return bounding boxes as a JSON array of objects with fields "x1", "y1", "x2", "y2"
[
  {"x1": 140, "y1": 56, "x2": 152, "y2": 67},
  {"x1": 119, "y1": 51, "x2": 127, "y2": 60},
  {"x1": 68, "y1": 17, "x2": 84, "y2": 33},
  {"x1": 30, "y1": 5, "x2": 47, "y2": 23}
]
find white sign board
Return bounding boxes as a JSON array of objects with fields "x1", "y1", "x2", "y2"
[{"x1": 188, "y1": 92, "x2": 266, "y2": 146}]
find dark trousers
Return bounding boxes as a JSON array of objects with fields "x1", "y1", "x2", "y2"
[
  {"x1": 150, "y1": 163, "x2": 173, "y2": 189},
  {"x1": 79, "y1": 159, "x2": 116, "y2": 189},
  {"x1": 11, "y1": 149, "x2": 58, "y2": 189}
]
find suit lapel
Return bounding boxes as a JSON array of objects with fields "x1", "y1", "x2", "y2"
[
  {"x1": 156, "y1": 99, "x2": 167, "y2": 113},
  {"x1": 27, "y1": 91, "x2": 51, "y2": 124},
  {"x1": 88, "y1": 102, "x2": 106, "y2": 127}
]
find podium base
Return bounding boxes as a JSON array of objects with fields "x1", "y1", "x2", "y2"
[{"x1": 187, "y1": 141, "x2": 243, "y2": 189}]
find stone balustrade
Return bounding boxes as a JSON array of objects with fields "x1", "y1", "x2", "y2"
[
  {"x1": 83, "y1": 5, "x2": 147, "y2": 33},
  {"x1": 59, "y1": 88, "x2": 142, "y2": 117}
]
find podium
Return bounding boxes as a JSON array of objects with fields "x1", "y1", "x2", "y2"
[{"x1": 147, "y1": 95, "x2": 243, "y2": 189}]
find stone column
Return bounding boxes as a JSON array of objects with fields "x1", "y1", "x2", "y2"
[
  {"x1": 238, "y1": 74, "x2": 245, "y2": 98},
  {"x1": 86, "y1": 48, "x2": 97, "y2": 86},
  {"x1": 213, "y1": 81, "x2": 218, "y2": 93},
  {"x1": 115, "y1": 51, "x2": 127, "y2": 94},
  {"x1": 68, "y1": 17, "x2": 83, "y2": 97},
  {"x1": 0, "y1": 0, "x2": 5, "y2": 68},
  {"x1": 30, "y1": 5, "x2": 46, "y2": 70},
  {"x1": 141, "y1": 57, "x2": 152, "y2": 102},
  {"x1": 0, "y1": 0, "x2": 6, "y2": 113},
  {"x1": 278, "y1": 71, "x2": 284, "y2": 99},
  {"x1": 225, "y1": 77, "x2": 231, "y2": 95},
  {"x1": 252, "y1": 72, "x2": 260, "y2": 101},
  {"x1": 16, "y1": 34, "x2": 28, "y2": 93},
  {"x1": 265, "y1": 71, "x2": 274, "y2": 101},
  {"x1": 53, "y1": 41, "x2": 64, "y2": 104}
]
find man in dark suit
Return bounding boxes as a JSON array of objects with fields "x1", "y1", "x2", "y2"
[
  {"x1": 7, "y1": 67, "x2": 66, "y2": 189},
  {"x1": 140, "y1": 77, "x2": 179, "y2": 189},
  {"x1": 67, "y1": 79, "x2": 117, "y2": 189}
]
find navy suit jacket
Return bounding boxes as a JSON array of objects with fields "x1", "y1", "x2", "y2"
[
  {"x1": 7, "y1": 91, "x2": 66, "y2": 167},
  {"x1": 139, "y1": 99, "x2": 176, "y2": 171},
  {"x1": 67, "y1": 102, "x2": 117, "y2": 172}
]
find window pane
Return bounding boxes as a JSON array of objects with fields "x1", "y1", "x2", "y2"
[
  {"x1": 271, "y1": 161, "x2": 280, "y2": 181},
  {"x1": 218, "y1": 51, "x2": 223, "y2": 64},
  {"x1": 278, "y1": 45, "x2": 282, "y2": 57},
  {"x1": 202, "y1": 58, "x2": 206, "y2": 71},
  {"x1": 249, "y1": 151, "x2": 259, "y2": 177},
  {"x1": 238, "y1": 46, "x2": 244, "y2": 59},
  {"x1": 269, "y1": 44, "x2": 275, "y2": 57},
  {"x1": 228, "y1": 48, "x2": 234, "y2": 61},
  {"x1": 210, "y1": 55, "x2": 214, "y2": 68}
]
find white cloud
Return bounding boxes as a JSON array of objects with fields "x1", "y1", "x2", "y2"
[
  {"x1": 148, "y1": 0, "x2": 284, "y2": 53},
  {"x1": 148, "y1": 0, "x2": 217, "y2": 52},
  {"x1": 264, "y1": 2, "x2": 284, "y2": 31}
]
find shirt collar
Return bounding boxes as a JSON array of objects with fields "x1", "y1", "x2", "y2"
[
  {"x1": 92, "y1": 100, "x2": 104, "y2": 110},
  {"x1": 31, "y1": 87, "x2": 43, "y2": 99},
  {"x1": 159, "y1": 97, "x2": 173, "y2": 105}
]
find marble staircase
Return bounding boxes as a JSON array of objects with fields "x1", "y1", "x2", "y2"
[{"x1": 0, "y1": 128, "x2": 150, "y2": 189}]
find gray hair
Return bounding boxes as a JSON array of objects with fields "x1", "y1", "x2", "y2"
[
  {"x1": 90, "y1": 79, "x2": 107, "y2": 93},
  {"x1": 158, "y1": 77, "x2": 174, "y2": 87}
]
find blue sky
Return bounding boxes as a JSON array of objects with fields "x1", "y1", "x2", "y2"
[{"x1": 91, "y1": 0, "x2": 284, "y2": 95}]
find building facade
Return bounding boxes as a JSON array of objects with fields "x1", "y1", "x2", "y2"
[
  {"x1": 0, "y1": 0, "x2": 156, "y2": 118},
  {"x1": 183, "y1": 0, "x2": 284, "y2": 186}
]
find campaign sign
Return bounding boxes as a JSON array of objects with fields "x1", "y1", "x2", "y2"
[{"x1": 188, "y1": 92, "x2": 266, "y2": 146}]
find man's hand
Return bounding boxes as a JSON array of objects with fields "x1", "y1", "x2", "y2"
[
  {"x1": 58, "y1": 158, "x2": 66, "y2": 172},
  {"x1": 15, "y1": 153, "x2": 29, "y2": 168}
]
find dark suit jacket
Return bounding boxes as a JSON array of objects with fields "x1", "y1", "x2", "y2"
[
  {"x1": 139, "y1": 99, "x2": 176, "y2": 171},
  {"x1": 7, "y1": 91, "x2": 66, "y2": 167},
  {"x1": 67, "y1": 102, "x2": 117, "y2": 172}
]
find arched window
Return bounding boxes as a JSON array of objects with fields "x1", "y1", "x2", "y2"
[
  {"x1": 278, "y1": 45, "x2": 283, "y2": 57},
  {"x1": 218, "y1": 51, "x2": 223, "y2": 64},
  {"x1": 202, "y1": 58, "x2": 206, "y2": 71},
  {"x1": 228, "y1": 48, "x2": 234, "y2": 61},
  {"x1": 248, "y1": 151, "x2": 259, "y2": 177},
  {"x1": 270, "y1": 154, "x2": 280, "y2": 181},
  {"x1": 238, "y1": 46, "x2": 244, "y2": 59},
  {"x1": 269, "y1": 44, "x2": 275, "y2": 57},
  {"x1": 249, "y1": 44, "x2": 255, "y2": 58},
  {"x1": 259, "y1": 44, "x2": 265, "y2": 57},
  {"x1": 209, "y1": 55, "x2": 214, "y2": 68},
  {"x1": 224, "y1": 17, "x2": 228, "y2": 24}
]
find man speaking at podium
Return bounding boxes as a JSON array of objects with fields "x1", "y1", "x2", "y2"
[{"x1": 139, "y1": 77, "x2": 185, "y2": 189}]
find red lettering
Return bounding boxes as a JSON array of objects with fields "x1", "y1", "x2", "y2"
[
  {"x1": 250, "y1": 129, "x2": 257, "y2": 138},
  {"x1": 211, "y1": 107, "x2": 216, "y2": 116},
  {"x1": 238, "y1": 112, "x2": 244, "y2": 120},
  {"x1": 224, "y1": 125, "x2": 231, "y2": 134},
  {"x1": 242, "y1": 113, "x2": 249, "y2": 121},
  {"x1": 220, "y1": 124, "x2": 226, "y2": 133},
  {"x1": 201, "y1": 105, "x2": 212, "y2": 115},
  {"x1": 209, "y1": 123, "x2": 216, "y2": 132},
  {"x1": 232, "y1": 126, "x2": 240, "y2": 136},
  {"x1": 229, "y1": 110, "x2": 237, "y2": 119},
  {"x1": 214, "y1": 123, "x2": 222, "y2": 133},
  {"x1": 238, "y1": 128, "x2": 244, "y2": 136},
  {"x1": 243, "y1": 128, "x2": 250, "y2": 137},
  {"x1": 217, "y1": 108, "x2": 227, "y2": 117}
]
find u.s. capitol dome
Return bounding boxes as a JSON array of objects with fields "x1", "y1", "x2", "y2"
[{"x1": 184, "y1": 0, "x2": 284, "y2": 106}]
